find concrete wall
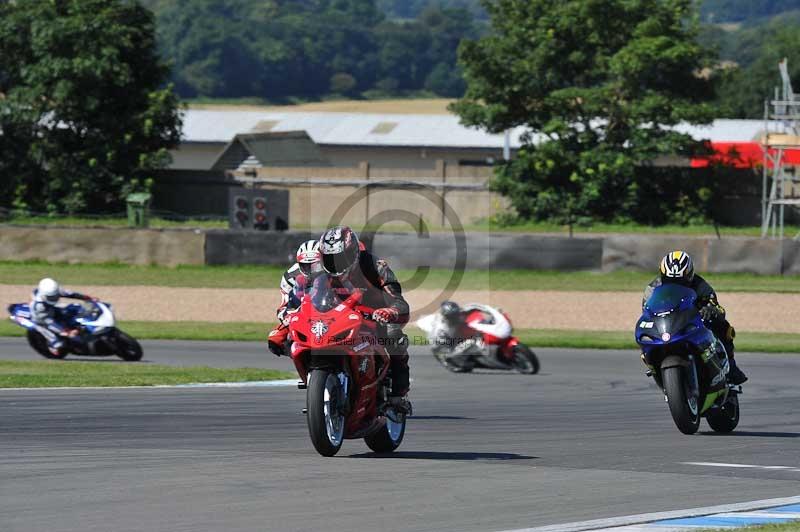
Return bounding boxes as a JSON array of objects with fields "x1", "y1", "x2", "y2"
[
  {"x1": 4, "y1": 225, "x2": 799, "y2": 274},
  {"x1": 0, "y1": 226, "x2": 205, "y2": 266},
  {"x1": 237, "y1": 162, "x2": 503, "y2": 228},
  {"x1": 262, "y1": 185, "x2": 505, "y2": 228}
]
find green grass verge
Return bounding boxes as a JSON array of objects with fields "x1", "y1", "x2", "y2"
[
  {"x1": 0, "y1": 360, "x2": 294, "y2": 388},
  {"x1": 2, "y1": 261, "x2": 800, "y2": 292},
  {"x1": 2, "y1": 320, "x2": 798, "y2": 353}
]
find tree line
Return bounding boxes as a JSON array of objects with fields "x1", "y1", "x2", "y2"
[
  {"x1": 143, "y1": 0, "x2": 800, "y2": 119},
  {"x1": 702, "y1": 9, "x2": 800, "y2": 118},
  {"x1": 0, "y1": 0, "x2": 181, "y2": 216},
  {"x1": 145, "y1": 0, "x2": 481, "y2": 101},
  {"x1": 3, "y1": 0, "x2": 800, "y2": 224}
]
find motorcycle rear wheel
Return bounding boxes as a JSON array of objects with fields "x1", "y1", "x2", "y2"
[
  {"x1": 706, "y1": 394, "x2": 740, "y2": 433},
  {"x1": 307, "y1": 369, "x2": 346, "y2": 457},
  {"x1": 27, "y1": 330, "x2": 67, "y2": 360},
  {"x1": 364, "y1": 409, "x2": 406, "y2": 453},
  {"x1": 511, "y1": 345, "x2": 540, "y2": 375},
  {"x1": 114, "y1": 331, "x2": 143, "y2": 361},
  {"x1": 662, "y1": 365, "x2": 700, "y2": 435}
]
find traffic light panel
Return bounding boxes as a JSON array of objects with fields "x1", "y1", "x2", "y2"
[
  {"x1": 253, "y1": 196, "x2": 268, "y2": 230},
  {"x1": 229, "y1": 188, "x2": 288, "y2": 230},
  {"x1": 233, "y1": 196, "x2": 249, "y2": 228}
]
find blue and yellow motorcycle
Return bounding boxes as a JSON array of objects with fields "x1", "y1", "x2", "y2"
[{"x1": 635, "y1": 284, "x2": 741, "y2": 435}]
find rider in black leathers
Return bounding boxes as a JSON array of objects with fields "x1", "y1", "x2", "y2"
[{"x1": 644, "y1": 251, "x2": 747, "y2": 385}]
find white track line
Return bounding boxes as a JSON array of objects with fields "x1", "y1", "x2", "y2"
[
  {"x1": 496, "y1": 495, "x2": 800, "y2": 532},
  {"x1": 683, "y1": 462, "x2": 800, "y2": 473}
]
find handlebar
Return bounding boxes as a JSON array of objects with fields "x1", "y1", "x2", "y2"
[{"x1": 354, "y1": 304, "x2": 378, "y2": 322}]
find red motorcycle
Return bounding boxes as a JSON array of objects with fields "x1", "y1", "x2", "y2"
[
  {"x1": 417, "y1": 303, "x2": 540, "y2": 374},
  {"x1": 287, "y1": 274, "x2": 407, "y2": 457}
]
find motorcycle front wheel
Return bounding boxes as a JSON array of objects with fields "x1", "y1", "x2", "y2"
[
  {"x1": 114, "y1": 330, "x2": 143, "y2": 361},
  {"x1": 511, "y1": 344, "x2": 540, "y2": 375},
  {"x1": 307, "y1": 369, "x2": 346, "y2": 457},
  {"x1": 662, "y1": 365, "x2": 701, "y2": 435},
  {"x1": 365, "y1": 410, "x2": 406, "y2": 453}
]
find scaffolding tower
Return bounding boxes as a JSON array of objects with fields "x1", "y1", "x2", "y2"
[{"x1": 762, "y1": 59, "x2": 800, "y2": 239}]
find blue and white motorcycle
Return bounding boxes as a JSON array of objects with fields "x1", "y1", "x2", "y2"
[{"x1": 8, "y1": 300, "x2": 143, "y2": 361}]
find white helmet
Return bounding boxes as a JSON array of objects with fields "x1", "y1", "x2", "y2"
[
  {"x1": 36, "y1": 278, "x2": 60, "y2": 304},
  {"x1": 296, "y1": 239, "x2": 321, "y2": 276}
]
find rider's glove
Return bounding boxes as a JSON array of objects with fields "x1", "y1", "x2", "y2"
[
  {"x1": 267, "y1": 325, "x2": 289, "y2": 357},
  {"x1": 699, "y1": 304, "x2": 721, "y2": 323},
  {"x1": 372, "y1": 307, "x2": 399, "y2": 324}
]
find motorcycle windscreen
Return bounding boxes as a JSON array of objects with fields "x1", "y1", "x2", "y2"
[
  {"x1": 645, "y1": 284, "x2": 697, "y2": 315},
  {"x1": 309, "y1": 274, "x2": 356, "y2": 313},
  {"x1": 653, "y1": 308, "x2": 694, "y2": 337}
]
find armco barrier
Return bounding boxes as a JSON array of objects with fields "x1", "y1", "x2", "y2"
[
  {"x1": 203, "y1": 230, "x2": 603, "y2": 271},
  {"x1": 602, "y1": 236, "x2": 711, "y2": 272},
  {"x1": 208, "y1": 231, "x2": 799, "y2": 274},
  {"x1": 2, "y1": 224, "x2": 799, "y2": 274},
  {"x1": 204, "y1": 230, "x2": 320, "y2": 266},
  {"x1": 781, "y1": 241, "x2": 800, "y2": 275},
  {"x1": 0, "y1": 225, "x2": 205, "y2": 266},
  {"x1": 370, "y1": 233, "x2": 602, "y2": 270},
  {"x1": 203, "y1": 230, "x2": 377, "y2": 266},
  {"x1": 603, "y1": 235, "x2": 800, "y2": 275}
]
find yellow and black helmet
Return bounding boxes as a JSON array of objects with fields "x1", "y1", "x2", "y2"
[{"x1": 660, "y1": 250, "x2": 694, "y2": 284}]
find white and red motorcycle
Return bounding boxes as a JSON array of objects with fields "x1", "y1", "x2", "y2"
[{"x1": 417, "y1": 303, "x2": 540, "y2": 374}]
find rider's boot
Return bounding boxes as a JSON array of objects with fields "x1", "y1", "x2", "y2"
[
  {"x1": 387, "y1": 395, "x2": 413, "y2": 416},
  {"x1": 724, "y1": 338, "x2": 747, "y2": 385},
  {"x1": 384, "y1": 328, "x2": 412, "y2": 415},
  {"x1": 728, "y1": 358, "x2": 748, "y2": 385}
]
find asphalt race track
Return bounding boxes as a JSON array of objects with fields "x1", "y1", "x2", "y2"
[{"x1": 1, "y1": 339, "x2": 800, "y2": 532}]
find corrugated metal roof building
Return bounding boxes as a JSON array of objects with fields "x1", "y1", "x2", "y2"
[
  {"x1": 158, "y1": 108, "x2": 775, "y2": 225},
  {"x1": 171, "y1": 107, "x2": 774, "y2": 172},
  {"x1": 171, "y1": 109, "x2": 530, "y2": 171}
]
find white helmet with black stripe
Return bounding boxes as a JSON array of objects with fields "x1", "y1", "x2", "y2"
[{"x1": 296, "y1": 239, "x2": 321, "y2": 276}]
